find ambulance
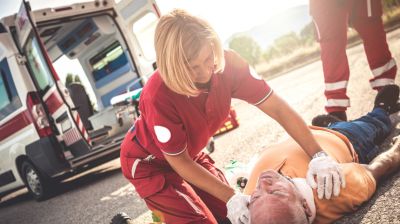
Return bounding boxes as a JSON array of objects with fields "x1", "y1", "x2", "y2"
[{"x1": 0, "y1": 0, "x2": 160, "y2": 200}]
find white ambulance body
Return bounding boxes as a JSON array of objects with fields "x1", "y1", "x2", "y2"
[{"x1": 0, "y1": 0, "x2": 159, "y2": 200}]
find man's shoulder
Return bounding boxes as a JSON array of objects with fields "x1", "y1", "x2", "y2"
[
  {"x1": 314, "y1": 163, "x2": 376, "y2": 223},
  {"x1": 310, "y1": 127, "x2": 358, "y2": 163}
]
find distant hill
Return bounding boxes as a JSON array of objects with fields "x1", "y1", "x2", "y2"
[{"x1": 226, "y1": 5, "x2": 311, "y2": 50}]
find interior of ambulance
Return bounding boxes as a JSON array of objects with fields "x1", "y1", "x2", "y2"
[{"x1": 32, "y1": 12, "x2": 158, "y2": 145}]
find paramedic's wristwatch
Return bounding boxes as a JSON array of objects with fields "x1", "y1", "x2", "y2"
[{"x1": 312, "y1": 151, "x2": 328, "y2": 159}]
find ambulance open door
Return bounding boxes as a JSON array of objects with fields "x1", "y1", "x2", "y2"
[
  {"x1": 114, "y1": 0, "x2": 160, "y2": 86},
  {"x1": 14, "y1": 1, "x2": 92, "y2": 154}
]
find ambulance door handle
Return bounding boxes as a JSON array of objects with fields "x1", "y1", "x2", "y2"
[
  {"x1": 16, "y1": 55, "x2": 27, "y2": 65},
  {"x1": 55, "y1": 112, "x2": 68, "y2": 123}
]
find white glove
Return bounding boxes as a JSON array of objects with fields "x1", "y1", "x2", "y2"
[
  {"x1": 306, "y1": 152, "x2": 346, "y2": 199},
  {"x1": 226, "y1": 193, "x2": 251, "y2": 224}
]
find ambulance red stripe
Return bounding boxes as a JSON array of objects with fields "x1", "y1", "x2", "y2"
[
  {"x1": 45, "y1": 91, "x2": 63, "y2": 114},
  {"x1": 0, "y1": 110, "x2": 32, "y2": 142}
]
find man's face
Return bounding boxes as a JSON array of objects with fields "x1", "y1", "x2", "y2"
[
  {"x1": 249, "y1": 170, "x2": 310, "y2": 224},
  {"x1": 251, "y1": 170, "x2": 300, "y2": 205}
]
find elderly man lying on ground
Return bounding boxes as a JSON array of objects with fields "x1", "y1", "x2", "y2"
[{"x1": 244, "y1": 84, "x2": 400, "y2": 224}]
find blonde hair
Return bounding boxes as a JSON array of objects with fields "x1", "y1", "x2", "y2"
[{"x1": 154, "y1": 9, "x2": 225, "y2": 96}]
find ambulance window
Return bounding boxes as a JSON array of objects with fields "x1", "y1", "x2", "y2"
[
  {"x1": 0, "y1": 23, "x2": 6, "y2": 33},
  {"x1": 0, "y1": 72, "x2": 10, "y2": 108},
  {"x1": 25, "y1": 36, "x2": 55, "y2": 93},
  {"x1": 90, "y1": 41, "x2": 128, "y2": 81},
  {"x1": 132, "y1": 12, "x2": 157, "y2": 61},
  {"x1": 0, "y1": 59, "x2": 22, "y2": 120}
]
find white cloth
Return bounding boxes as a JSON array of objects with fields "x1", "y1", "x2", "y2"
[
  {"x1": 226, "y1": 193, "x2": 251, "y2": 224},
  {"x1": 292, "y1": 178, "x2": 316, "y2": 223}
]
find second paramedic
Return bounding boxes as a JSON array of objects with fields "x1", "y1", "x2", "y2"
[
  {"x1": 120, "y1": 9, "x2": 345, "y2": 224},
  {"x1": 310, "y1": 0, "x2": 397, "y2": 121}
]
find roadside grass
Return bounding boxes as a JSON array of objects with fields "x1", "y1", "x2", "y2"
[
  {"x1": 256, "y1": 7, "x2": 400, "y2": 80},
  {"x1": 255, "y1": 44, "x2": 320, "y2": 80}
]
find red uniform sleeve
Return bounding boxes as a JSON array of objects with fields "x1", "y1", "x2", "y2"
[
  {"x1": 224, "y1": 50, "x2": 273, "y2": 105},
  {"x1": 142, "y1": 93, "x2": 188, "y2": 156}
]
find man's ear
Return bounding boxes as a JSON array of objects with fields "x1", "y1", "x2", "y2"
[{"x1": 301, "y1": 198, "x2": 312, "y2": 218}]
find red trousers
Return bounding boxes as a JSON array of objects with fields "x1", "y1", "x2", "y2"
[
  {"x1": 120, "y1": 129, "x2": 230, "y2": 224},
  {"x1": 310, "y1": 0, "x2": 397, "y2": 113}
]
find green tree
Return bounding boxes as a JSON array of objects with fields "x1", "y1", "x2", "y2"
[
  {"x1": 262, "y1": 46, "x2": 280, "y2": 62},
  {"x1": 229, "y1": 35, "x2": 261, "y2": 66},
  {"x1": 74, "y1": 75, "x2": 81, "y2": 83},
  {"x1": 65, "y1": 73, "x2": 74, "y2": 86},
  {"x1": 273, "y1": 32, "x2": 302, "y2": 55},
  {"x1": 383, "y1": 0, "x2": 400, "y2": 12}
]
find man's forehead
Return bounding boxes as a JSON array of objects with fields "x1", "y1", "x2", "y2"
[{"x1": 249, "y1": 195, "x2": 296, "y2": 223}]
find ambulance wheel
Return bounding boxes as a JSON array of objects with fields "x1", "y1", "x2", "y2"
[
  {"x1": 21, "y1": 161, "x2": 53, "y2": 201},
  {"x1": 111, "y1": 212, "x2": 134, "y2": 224}
]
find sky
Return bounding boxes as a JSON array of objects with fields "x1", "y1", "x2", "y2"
[
  {"x1": 1, "y1": 0, "x2": 309, "y2": 42},
  {"x1": 0, "y1": 0, "x2": 308, "y2": 108},
  {"x1": 156, "y1": 0, "x2": 308, "y2": 41}
]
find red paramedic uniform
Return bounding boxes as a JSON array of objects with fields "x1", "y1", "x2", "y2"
[
  {"x1": 310, "y1": 0, "x2": 397, "y2": 113},
  {"x1": 120, "y1": 50, "x2": 272, "y2": 224}
]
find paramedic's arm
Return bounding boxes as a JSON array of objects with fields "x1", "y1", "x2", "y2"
[
  {"x1": 164, "y1": 150, "x2": 235, "y2": 202},
  {"x1": 257, "y1": 92, "x2": 322, "y2": 157}
]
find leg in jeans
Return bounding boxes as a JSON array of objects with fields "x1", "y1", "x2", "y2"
[{"x1": 327, "y1": 108, "x2": 392, "y2": 163}]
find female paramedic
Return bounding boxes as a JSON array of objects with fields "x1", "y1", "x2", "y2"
[{"x1": 120, "y1": 9, "x2": 345, "y2": 224}]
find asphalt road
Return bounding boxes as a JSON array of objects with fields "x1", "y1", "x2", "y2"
[{"x1": 1, "y1": 28, "x2": 400, "y2": 224}]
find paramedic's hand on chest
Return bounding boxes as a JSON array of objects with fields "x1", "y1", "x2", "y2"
[
  {"x1": 256, "y1": 91, "x2": 345, "y2": 200},
  {"x1": 307, "y1": 151, "x2": 346, "y2": 199}
]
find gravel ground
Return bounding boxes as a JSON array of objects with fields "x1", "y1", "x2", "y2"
[
  {"x1": 209, "y1": 29, "x2": 400, "y2": 224},
  {"x1": 132, "y1": 28, "x2": 400, "y2": 223},
  {"x1": 1, "y1": 29, "x2": 399, "y2": 224}
]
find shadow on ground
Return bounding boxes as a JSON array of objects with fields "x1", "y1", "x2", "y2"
[{"x1": 0, "y1": 165, "x2": 121, "y2": 207}]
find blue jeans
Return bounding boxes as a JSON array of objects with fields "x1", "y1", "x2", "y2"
[{"x1": 328, "y1": 108, "x2": 392, "y2": 164}]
